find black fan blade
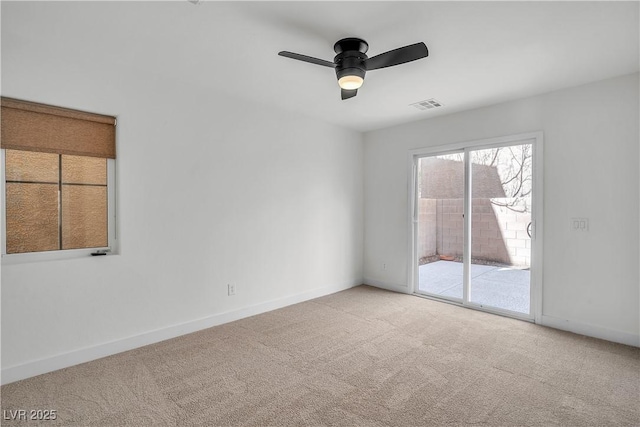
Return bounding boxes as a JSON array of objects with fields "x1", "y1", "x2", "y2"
[
  {"x1": 365, "y1": 42, "x2": 428, "y2": 71},
  {"x1": 278, "y1": 51, "x2": 335, "y2": 68},
  {"x1": 341, "y1": 89, "x2": 358, "y2": 100}
]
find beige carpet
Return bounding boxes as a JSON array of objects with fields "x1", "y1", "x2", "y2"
[{"x1": 2, "y1": 285, "x2": 639, "y2": 426}]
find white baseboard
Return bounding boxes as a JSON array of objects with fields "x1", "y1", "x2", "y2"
[
  {"x1": 1, "y1": 281, "x2": 359, "y2": 385},
  {"x1": 363, "y1": 277, "x2": 410, "y2": 294},
  {"x1": 541, "y1": 315, "x2": 639, "y2": 347}
]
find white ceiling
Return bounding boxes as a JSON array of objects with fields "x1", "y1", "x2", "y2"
[{"x1": 2, "y1": 1, "x2": 639, "y2": 132}]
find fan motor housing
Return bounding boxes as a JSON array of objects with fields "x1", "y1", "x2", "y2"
[
  {"x1": 333, "y1": 38, "x2": 368, "y2": 82},
  {"x1": 335, "y1": 52, "x2": 367, "y2": 81}
]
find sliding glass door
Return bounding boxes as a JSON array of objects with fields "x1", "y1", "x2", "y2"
[
  {"x1": 469, "y1": 146, "x2": 532, "y2": 314},
  {"x1": 412, "y1": 134, "x2": 541, "y2": 320},
  {"x1": 416, "y1": 152, "x2": 465, "y2": 301}
]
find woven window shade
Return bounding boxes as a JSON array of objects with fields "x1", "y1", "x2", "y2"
[{"x1": 1, "y1": 97, "x2": 116, "y2": 158}]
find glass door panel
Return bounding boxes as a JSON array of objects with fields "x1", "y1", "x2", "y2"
[
  {"x1": 416, "y1": 153, "x2": 465, "y2": 300},
  {"x1": 469, "y1": 145, "x2": 532, "y2": 314}
]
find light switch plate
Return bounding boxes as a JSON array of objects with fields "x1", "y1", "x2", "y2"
[{"x1": 570, "y1": 217, "x2": 589, "y2": 232}]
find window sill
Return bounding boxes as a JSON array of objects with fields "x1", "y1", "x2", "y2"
[{"x1": 1, "y1": 247, "x2": 117, "y2": 265}]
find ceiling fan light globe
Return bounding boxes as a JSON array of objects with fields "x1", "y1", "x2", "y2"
[{"x1": 338, "y1": 75, "x2": 364, "y2": 90}]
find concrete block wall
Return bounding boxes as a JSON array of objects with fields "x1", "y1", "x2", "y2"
[
  {"x1": 437, "y1": 199, "x2": 465, "y2": 257},
  {"x1": 417, "y1": 199, "x2": 437, "y2": 258},
  {"x1": 418, "y1": 197, "x2": 531, "y2": 266}
]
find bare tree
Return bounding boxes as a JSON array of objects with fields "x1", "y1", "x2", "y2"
[
  {"x1": 437, "y1": 145, "x2": 532, "y2": 213},
  {"x1": 482, "y1": 145, "x2": 532, "y2": 213}
]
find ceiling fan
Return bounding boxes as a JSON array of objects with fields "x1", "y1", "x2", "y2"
[{"x1": 278, "y1": 38, "x2": 429, "y2": 100}]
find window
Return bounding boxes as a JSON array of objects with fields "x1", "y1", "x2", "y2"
[{"x1": 1, "y1": 97, "x2": 116, "y2": 259}]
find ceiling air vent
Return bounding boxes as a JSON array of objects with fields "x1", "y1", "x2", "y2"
[{"x1": 410, "y1": 98, "x2": 443, "y2": 110}]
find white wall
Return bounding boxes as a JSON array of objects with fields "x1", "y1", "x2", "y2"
[
  {"x1": 1, "y1": 34, "x2": 364, "y2": 379},
  {"x1": 364, "y1": 73, "x2": 639, "y2": 345}
]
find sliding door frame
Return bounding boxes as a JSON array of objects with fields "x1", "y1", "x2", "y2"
[{"x1": 407, "y1": 132, "x2": 543, "y2": 323}]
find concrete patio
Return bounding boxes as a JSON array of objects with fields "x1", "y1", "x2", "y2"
[{"x1": 418, "y1": 260, "x2": 530, "y2": 314}]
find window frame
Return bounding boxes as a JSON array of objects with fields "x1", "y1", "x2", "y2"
[{"x1": 1, "y1": 149, "x2": 117, "y2": 263}]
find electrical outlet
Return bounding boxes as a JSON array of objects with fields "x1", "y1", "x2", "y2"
[
  {"x1": 383, "y1": 263, "x2": 387, "y2": 270},
  {"x1": 228, "y1": 284, "x2": 236, "y2": 296}
]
